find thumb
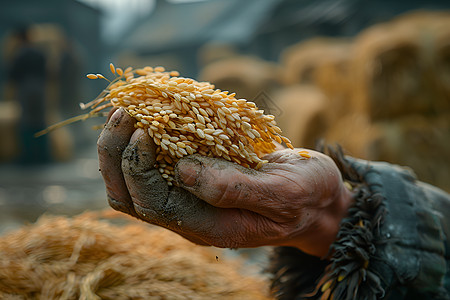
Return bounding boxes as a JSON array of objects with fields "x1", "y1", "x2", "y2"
[{"x1": 174, "y1": 154, "x2": 283, "y2": 212}]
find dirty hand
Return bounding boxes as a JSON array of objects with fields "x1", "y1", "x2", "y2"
[{"x1": 98, "y1": 108, "x2": 353, "y2": 257}]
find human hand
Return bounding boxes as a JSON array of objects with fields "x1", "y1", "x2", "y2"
[{"x1": 97, "y1": 108, "x2": 353, "y2": 257}]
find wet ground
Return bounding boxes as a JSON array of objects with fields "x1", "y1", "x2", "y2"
[{"x1": 0, "y1": 143, "x2": 108, "y2": 235}]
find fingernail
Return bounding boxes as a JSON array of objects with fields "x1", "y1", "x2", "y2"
[
  {"x1": 106, "y1": 107, "x2": 119, "y2": 122},
  {"x1": 107, "y1": 108, "x2": 124, "y2": 127},
  {"x1": 177, "y1": 159, "x2": 202, "y2": 187},
  {"x1": 129, "y1": 128, "x2": 145, "y2": 144}
]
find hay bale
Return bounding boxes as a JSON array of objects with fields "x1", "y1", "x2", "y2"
[
  {"x1": 351, "y1": 10, "x2": 450, "y2": 120},
  {"x1": 433, "y1": 30, "x2": 450, "y2": 112},
  {"x1": 0, "y1": 211, "x2": 271, "y2": 300},
  {"x1": 426, "y1": 13, "x2": 450, "y2": 112},
  {"x1": 197, "y1": 42, "x2": 238, "y2": 67},
  {"x1": 324, "y1": 113, "x2": 378, "y2": 159},
  {"x1": 198, "y1": 55, "x2": 282, "y2": 109},
  {"x1": 384, "y1": 11, "x2": 450, "y2": 113},
  {"x1": 312, "y1": 44, "x2": 354, "y2": 121},
  {"x1": 367, "y1": 113, "x2": 450, "y2": 192},
  {"x1": 351, "y1": 19, "x2": 427, "y2": 120},
  {"x1": 273, "y1": 84, "x2": 329, "y2": 149},
  {"x1": 280, "y1": 37, "x2": 353, "y2": 86}
]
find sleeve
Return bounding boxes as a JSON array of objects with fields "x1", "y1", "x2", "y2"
[{"x1": 268, "y1": 146, "x2": 450, "y2": 300}]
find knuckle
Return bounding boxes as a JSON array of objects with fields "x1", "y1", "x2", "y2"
[{"x1": 107, "y1": 195, "x2": 138, "y2": 218}]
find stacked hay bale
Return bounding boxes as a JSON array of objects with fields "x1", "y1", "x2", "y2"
[
  {"x1": 280, "y1": 37, "x2": 352, "y2": 87},
  {"x1": 350, "y1": 11, "x2": 450, "y2": 191},
  {"x1": 0, "y1": 210, "x2": 271, "y2": 300},
  {"x1": 277, "y1": 38, "x2": 359, "y2": 151},
  {"x1": 351, "y1": 12, "x2": 433, "y2": 120},
  {"x1": 367, "y1": 113, "x2": 450, "y2": 191},
  {"x1": 422, "y1": 12, "x2": 450, "y2": 113},
  {"x1": 312, "y1": 40, "x2": 354, "y2": 120},
  {"x1": 337, "y1": 14, "x2": 428, "y2": 159},
  {"x1": 273, "y1": 12, "x2": 450, "y2": 191},
  {"x1": 198, "y1": 55, "x2": 282, "y2": 110},
  {"x1": 272, "y1": 84, "x2": 328, "y2": 149}
]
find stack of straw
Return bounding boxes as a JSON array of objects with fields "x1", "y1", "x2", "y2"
[
  {"x1": 198, "y1": 55, "x2": 282, "y2": 108},
  {"x1": 0, "y1": 211, "x2": 271, "y2": 300}
]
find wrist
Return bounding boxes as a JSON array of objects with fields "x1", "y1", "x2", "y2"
[
  {"x1": 287, "y1": 183, "x2": 354, "y2": 258},
  {"x1": 315, "y1": 183, "x2": 354, "y2": 257}
]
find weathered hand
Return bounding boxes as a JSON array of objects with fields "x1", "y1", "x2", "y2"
[{"x1": 98, "y1": 108, "x2": 353, "y2": 257}]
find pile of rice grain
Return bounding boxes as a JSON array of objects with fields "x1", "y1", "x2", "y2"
[
  {"x1": 83, "y1": 65, "x2": 292, "y2": 184},
  {"x1": 0, "y1": 210, "x2": 271, "y2": 300}
]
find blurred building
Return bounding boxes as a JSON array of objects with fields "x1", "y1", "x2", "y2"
[
  {"x1": 251, "y1": 0, "x2": 450, "y2": 61},
  {"x1": 114, "y1": 0, "x2": 280, "y2": 78},
  {"x1": 114, "y1": 0, "x2": 450, "y2": 77},
  {"x1": 0, "y1": 0, "x2": 107, "y2": 162},
  {"x1": 0, "y1": 0, "x2": 103, "y2": 91}
]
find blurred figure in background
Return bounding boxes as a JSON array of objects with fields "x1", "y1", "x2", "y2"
[{"x1": 8, "y1": 25, "x2": 51, "y2": 164}]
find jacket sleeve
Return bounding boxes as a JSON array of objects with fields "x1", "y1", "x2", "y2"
[{"x1": 269, "y1": 146, "x2": 450, "y2": 300}]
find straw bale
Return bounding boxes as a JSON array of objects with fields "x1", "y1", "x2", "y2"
[
  {"x1": 427, "y1": 14, "x2": 450, "y2": 112},
  {"x1": 312, "y1": 44, "x2": 354, "y2": 120},
  {"x1": 367, "y1": 113, "x2": 450, "y2": 192},
  {"x1": 351, "y1": 20, "x2": 427, "y2": 120},
  {"x1": 198, "y1": 55, "x2": 282, "y2": 108},
  {"x1": 324, "y1": 113, "x2": 378, "y2": 160},
  {"x1": 273, "y1": 85, "x2": 329, "y2": 149},
  {"x1": 280, "y1": 37, "x2": 352, "y2": 86},
  {"x1": 197, "y1": 43, "x2": 238, "y2": 67},
  {"x1": 385, "y1": 11, "x2": 450, "y2": 113},
  {"x1": 388, "y1": 10, "x2": 450, "y2": 32},
  {"x1": 0, "y1": 210, "x2": 271, "y2": 300},
  {"x1": 351, "y1": 11, "x2": 450, "y2": 120}
]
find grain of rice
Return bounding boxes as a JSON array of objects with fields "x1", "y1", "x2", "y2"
[
  {"x1": 42, "y1": 65, "x2": 293, "y2": 182},
  {"x1": 109, "y1": 63, "x2": 116, "y2": 75}
]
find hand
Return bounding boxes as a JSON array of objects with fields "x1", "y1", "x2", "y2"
[{"x1": 97, "y1": 108, "x2": 353, "y2": 257}]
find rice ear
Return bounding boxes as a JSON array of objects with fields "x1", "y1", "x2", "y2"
[{"x1": 40, "y1": 65, "x2": 294, "y2": 183}]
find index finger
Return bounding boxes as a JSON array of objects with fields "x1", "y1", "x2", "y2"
[{"x1": 97, "y1": 108, "x2": 139, "y2": 217}]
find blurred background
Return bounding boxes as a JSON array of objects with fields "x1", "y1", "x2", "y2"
[{"x1": 1, "y1": 0, "x2": 449, "y2": 234}]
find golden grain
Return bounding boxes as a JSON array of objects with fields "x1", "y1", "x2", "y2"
[
  {"x1": 63, "y1": 65, "x2": 294, "y2": 182},
  {"x1": 298, "y1": 150, "x2": 311, "y2": 159}
]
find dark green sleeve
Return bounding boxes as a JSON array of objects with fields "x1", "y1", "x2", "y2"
[{"x1": 269, "y1": 147, "x2": 450, "y2": 300}]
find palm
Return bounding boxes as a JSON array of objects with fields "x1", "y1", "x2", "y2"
[{"x1": 98, "y1": 109, "x2": 352, "y2": 258}]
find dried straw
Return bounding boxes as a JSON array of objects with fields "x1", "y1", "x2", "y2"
[
  {"x1": 351, "y1": 14, "x2": 428, "y2": 120},
  {"x1": 280, "y1": 37, "x2": 352, "y2": 86},
  {"x1": 273, "y1": 85, "x2": 329, "y2": 149},
  {"x1": 0, "y1": 210, "x2": 271, "y2": 300},
  {"x1": 198, "y1": 55, "x2": 282, "y2": 108}
]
